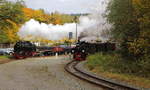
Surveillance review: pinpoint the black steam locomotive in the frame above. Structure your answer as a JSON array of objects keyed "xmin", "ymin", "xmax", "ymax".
[
  {"xmin": 13, "ymin": 41, "xmax": 37, "ymax": 59},
  {"xmin": 72, "ymin": 41, "xmax": 116, "ymax": 61},
  {"xmin": 13, "ymin": 41, "xmax": 70, "ymax": 59}
]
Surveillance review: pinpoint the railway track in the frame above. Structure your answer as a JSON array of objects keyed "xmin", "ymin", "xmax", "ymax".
[{"xmin": 65, "ymin": 60, "xmax": 139, "ymax": 90}]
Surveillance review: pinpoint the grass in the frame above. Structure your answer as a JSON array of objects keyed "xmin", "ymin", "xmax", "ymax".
[
  {"xmin": 86, "ymin": 53, "xmax": 150, "ymax": 89},
  {"xmin": 0, "ymin": 55, "xmax": 9, "ymax": 59},
  {"xmin": 0, "ymin": 55, "xmax": 15, "ymax": 64}
]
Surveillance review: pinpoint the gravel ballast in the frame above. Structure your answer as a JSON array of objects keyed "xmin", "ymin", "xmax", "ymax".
[{"xmin": 0, "ymin": 56, "xmax": 103, "ymax": 90}]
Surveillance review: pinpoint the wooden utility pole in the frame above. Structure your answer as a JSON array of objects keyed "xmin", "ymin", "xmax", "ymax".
[{"xmin": 74, "ymin": 16, "xmax": 78, "ymax": 42}]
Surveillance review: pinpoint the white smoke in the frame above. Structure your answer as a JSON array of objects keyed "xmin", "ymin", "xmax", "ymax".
[
  {"xmin": 17, "ymin": 17, "xmax": 98, "ymax": 41},
  {"xmin": 79, "ymin": 0, "xmax": 111, "ymax": 42},
  {"xmin": 18, "ymin": 0, "xmax": 111, "ymax": 42}
]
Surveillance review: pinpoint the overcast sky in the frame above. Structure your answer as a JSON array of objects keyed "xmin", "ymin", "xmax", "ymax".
[{"xmin": 9, "ymin": 0, "xmax": 99, "ymax": 14}]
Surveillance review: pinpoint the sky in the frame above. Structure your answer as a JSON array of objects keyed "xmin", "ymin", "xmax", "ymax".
[{"xmin": 9, "ymin": 0, "xmax": 100, "ymax": 14}]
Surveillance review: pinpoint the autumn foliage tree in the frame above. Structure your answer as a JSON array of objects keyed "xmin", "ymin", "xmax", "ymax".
[
  {"xmin": 107, "ymin": 0, "xmax": 150, "ymax": 59},
  {"xmin": 129, "ymin": 0, "xmax": 150, "ymax": 58},
  {"xmin": 0, "ymin": 0, "xmax": 25, "ymax": 43},
  {"xmin": 22, "ymin": 8, "xmax": 75, "ymax": 25},
  {"xmin": 22, "ymin": 8, "xmax": 51, "ymax": 24}
]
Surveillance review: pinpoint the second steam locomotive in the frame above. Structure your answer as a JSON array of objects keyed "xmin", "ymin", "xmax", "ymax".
[{"xmin": 71, "ymin": 41, "xmax": 116, "ymax": 61}]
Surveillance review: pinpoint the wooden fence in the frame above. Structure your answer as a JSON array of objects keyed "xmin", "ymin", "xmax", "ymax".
[{"xmin": 0, "ymin": 43, "xmax": 14, "ymax": 48}]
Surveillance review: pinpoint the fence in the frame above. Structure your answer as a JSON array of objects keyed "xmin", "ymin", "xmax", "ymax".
[{"xmin": 0, "ymin": 43, "xmax": 14, "ymax": 48}]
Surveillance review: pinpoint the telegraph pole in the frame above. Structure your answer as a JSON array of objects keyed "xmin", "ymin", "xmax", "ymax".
[
  {"xmin": 76, "ymin": 22, "xmax": 77, "ymax": 41},
  {"xmin": 74, "ymin": 16, "xmax": 78, "ymax": 42}
]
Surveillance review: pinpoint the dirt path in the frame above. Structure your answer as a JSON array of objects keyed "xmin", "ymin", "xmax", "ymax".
[{"xmin": 0, "ymin": 56, "xmax": 103, "ymax": 90}]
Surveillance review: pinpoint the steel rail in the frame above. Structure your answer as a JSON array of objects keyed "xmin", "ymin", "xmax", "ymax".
[{"xmin": 65, "ymin": 60, "xmax": 139, "ymax": 90}]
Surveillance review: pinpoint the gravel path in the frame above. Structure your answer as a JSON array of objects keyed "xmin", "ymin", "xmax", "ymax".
[{"xmin": 0, "ymin": 56, "xmax": 103, "ymax": 90}]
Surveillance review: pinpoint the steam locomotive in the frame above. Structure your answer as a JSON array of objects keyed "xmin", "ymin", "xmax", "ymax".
[
  {"xmin": 13, "ymin": 41, "xmax": 67, "ymax": 59},
  {"xmin": 72, "ymin": 41, "xmax": 116, "ymax": 61},
  {"xmin": 13, "ymin": 41, "xmax": 37, "ymax": 59}
]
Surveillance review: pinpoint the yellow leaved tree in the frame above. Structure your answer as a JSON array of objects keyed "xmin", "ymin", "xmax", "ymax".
[
  {"xmin": 128, "ymin": 0, "xmax": 150, "ymax": 57},
  {"xmin": 5, "ymin": 19, "xmax": 20, "ymax": 43}
]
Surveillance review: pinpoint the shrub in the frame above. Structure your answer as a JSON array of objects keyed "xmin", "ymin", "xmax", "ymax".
[{"xmin": 86, "ymin": 53, "xmax": 150, "ymax": 78}]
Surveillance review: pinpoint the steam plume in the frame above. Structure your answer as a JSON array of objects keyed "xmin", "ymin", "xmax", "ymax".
[
  {"xmin": 79, "ymin": 0, "xmax": 111, "ymax": 42},
  {"xmin": 18, "ymin": 0, "xmax": 111, "ymax": 42},
  {"xmin": 18, "ymin": 17, "xmax": 98, "ymax": 41}
]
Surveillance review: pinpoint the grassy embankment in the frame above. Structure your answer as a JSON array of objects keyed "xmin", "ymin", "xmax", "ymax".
[
  {"xmin": 0, "ymin": 55, "xmax": 14, "ymax": 64},
  {"xmin": 86, "ymin": 53, "xmax": 150, "ymax": 89}
]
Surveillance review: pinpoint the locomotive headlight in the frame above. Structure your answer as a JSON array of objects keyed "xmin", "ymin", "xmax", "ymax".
[
  {"xmin": 72, "ymin": 50, "xmax": 74, "ymax": 53},
  {"xmin": 82, "ymin": 50, "xmax": 85, "ymax": 52}
]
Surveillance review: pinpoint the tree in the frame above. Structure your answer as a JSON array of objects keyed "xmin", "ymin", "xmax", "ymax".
[
  {"xmin": 107, "ymin": 0, "xmax": 150, "ymax": 59},
  {"xmin": 0, "ymin": 0, "xmax": 25, "ymax": 43},
  {"xmin": 128, "ymin": 0, "xmax": 150, "ymax": 58}
]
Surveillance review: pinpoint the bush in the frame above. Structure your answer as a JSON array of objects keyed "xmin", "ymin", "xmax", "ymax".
[{"xmin": 86, "ymin": 53, "xmax": 150, "ymax": 78}]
